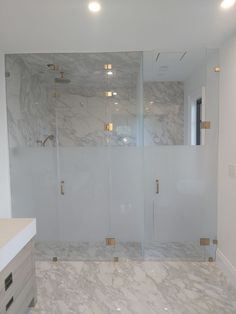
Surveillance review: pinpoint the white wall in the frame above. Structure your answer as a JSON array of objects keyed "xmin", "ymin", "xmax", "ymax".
[
  {"xmin": 217, "ymin": 33, "xmax": 236, "ymax": 273},
  {"xmin": 0, "ymin": 53, "xmax": 12, "ymax": 217}
]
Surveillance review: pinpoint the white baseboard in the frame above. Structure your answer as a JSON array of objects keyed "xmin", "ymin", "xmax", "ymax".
[{"xmin": 216, "ymin": 249, "xmax": 236, "ymax": 289}]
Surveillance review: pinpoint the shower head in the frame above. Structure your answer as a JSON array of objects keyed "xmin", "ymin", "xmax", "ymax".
[{"xmin": 54, "ymin": 72, "xmax": 71, "ymax": 84}]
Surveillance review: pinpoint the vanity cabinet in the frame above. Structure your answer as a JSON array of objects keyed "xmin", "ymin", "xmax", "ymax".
[{"xmin": 0, "ymin": 219, "xmax": 37, "ymax": 314}]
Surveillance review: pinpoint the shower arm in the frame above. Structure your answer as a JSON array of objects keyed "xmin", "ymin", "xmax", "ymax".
[
  {"xmin": 42, "ymin": 135, "xmax": 54, "ymax": 146},
  {"xmin": 36, "ymin": 135, "xmax": 54, "ymax": 146}
]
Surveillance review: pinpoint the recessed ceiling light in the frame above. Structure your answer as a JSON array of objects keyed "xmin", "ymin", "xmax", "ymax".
[
  {"xmin": 107, "ymin": 71, "xmax": 113, "ymax": 76},
  {"xmin": 114, "ymin": 102, "xmax": 119, "ymax": 105},
  {"xmin": 88, "ymin": 1, "xmax": 101, "ymax": 13},
  {"xmin": 220, "ymin": 0, "xmax": 235, "ymax": 9},
  {"xmin": 113, "ymin": 92, "xmax": 118, "ymax": 96}
]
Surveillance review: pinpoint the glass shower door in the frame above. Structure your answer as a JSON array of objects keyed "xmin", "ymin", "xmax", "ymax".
[
  {"xmin": 54, "ymin": 53, "xmax": 111, "ymax": 260},
  {"xmin": 107, "ymin": 52, "xmax": 144, "ymax": 260},
  {"xmin": 55, "ymin": 51, "xmax": 145, "ymax": 261},
  {"xmin": 142, "ymin": 48, "xmax": 219, "ymax": 261}
]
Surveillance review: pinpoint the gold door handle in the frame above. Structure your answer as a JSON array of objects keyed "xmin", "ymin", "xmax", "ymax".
[
  {"xmin": 156, "ymin": 179, "xmax": 159, "ymax": 194},
  {"xmin": 60, "ymin": 181, "xmax": 65, "ymax": 195}
]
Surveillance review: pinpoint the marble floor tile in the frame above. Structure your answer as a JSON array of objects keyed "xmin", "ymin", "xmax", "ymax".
[{"xmin": 29, "ymin": 260, "xmax": 236, "ymax": 314}]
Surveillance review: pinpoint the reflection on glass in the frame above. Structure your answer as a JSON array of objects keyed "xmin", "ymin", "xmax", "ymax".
[{"xmin": 142, "ymin": 49, "xmax": 214, "ymax": 146}]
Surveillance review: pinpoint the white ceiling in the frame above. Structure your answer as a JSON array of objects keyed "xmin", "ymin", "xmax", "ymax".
[
  {"xmin": 143, "ymin": 49, "xmax": 208, "ymax": 81},
  {"xmin": 0, "ymin": 0, "xmax": 236, "ymax": 54}
]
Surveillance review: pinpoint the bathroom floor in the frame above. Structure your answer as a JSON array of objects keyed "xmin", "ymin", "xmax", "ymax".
[{"xmin": 29, "ymin": 260, "xmax": 236, "ymax": 314}]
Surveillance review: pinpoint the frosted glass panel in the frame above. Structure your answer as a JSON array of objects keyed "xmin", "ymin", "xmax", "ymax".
[
  {"xmin": 57, "ymin": 147, "xmax": 110, "ymax": 242},
  {"xmin": 108, "ymin": 148, "xmax": 144, "ymax": 259},
  {"xmin": 143, "ymin": 146, "xmax": 217, "ymax": 260}
]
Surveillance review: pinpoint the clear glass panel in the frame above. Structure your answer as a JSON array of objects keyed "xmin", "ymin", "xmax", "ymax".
[
  {"xmin": 107, "ymin": 52, "xmax": 144, "ymax": 260},
  {"xmin": 53, "ymin": 52, "xmax": 145, "ymax": 261},
  {"xmin": 52, "ymin": 53, "xmax": 111, "ymax": 260},
  {"xmin": 5, "ymin": 54, "xmax": 60, "ymax": 260}
]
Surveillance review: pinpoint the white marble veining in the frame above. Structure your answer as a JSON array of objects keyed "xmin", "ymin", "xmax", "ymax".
[
  {"xmin": 29, "ymin": 260, "xmax": 236, "ymax": 314},
  {"xmin": 6, "ymin": 55, "xmax": 56, "ymax": 148},
  {"xmin": 55, "ymin": 92, "xmax": 138, "ymax": 147},
  {"xmin": 144, "ymin": 81, "xmax": 184, "ymax": 145},
  {"xmin": 6, "ymin": 53, "xmax": 185, "ymax": 148},
  {"xmin": 6, "ymin": 53, "xmax": 141, "ymax": 147},
  {"xmin": 16, "ymin": 52, "xmax": 142, "ymax": 95}
]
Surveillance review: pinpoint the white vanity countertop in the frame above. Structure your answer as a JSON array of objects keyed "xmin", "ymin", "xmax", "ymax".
[{"xmin": 0, "ymin": 218, "xmax": 36, "ymax": 272}]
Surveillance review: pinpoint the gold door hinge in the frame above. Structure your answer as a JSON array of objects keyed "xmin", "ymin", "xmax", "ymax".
[
  {"xmin": 106, "ymin": 238, "xmax": 116, "ymax": 246},
  {"xmin": 104, "ymin": 123, "xmax": 113, "ymax": 132},
  {"xmin": 200, "ymin": 121, "xmax": 211, "ymax": 129},
  {"xmin": 200, "ymin": 238, "xmax": 210, "ymax": 246}
]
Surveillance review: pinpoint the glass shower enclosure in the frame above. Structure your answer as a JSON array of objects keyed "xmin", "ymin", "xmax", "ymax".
[{"xmin": 5, "ymin": 49, "xmax": 219, "ymax": 261}]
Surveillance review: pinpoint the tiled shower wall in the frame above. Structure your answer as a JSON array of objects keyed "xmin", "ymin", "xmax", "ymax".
[
  {"xmin": 6, "ymin": 55, "xmax": 185, "ymax": 148},
  {"xmin": 6, "ymin": 56, "xmax": 55, "ymax": 148},
  {"xmin": 144, "ymin": 81, "xmax": 184, "ymax": 145}
]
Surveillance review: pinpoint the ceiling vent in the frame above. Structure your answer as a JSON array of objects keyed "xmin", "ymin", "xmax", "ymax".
[{"xmin": 155, "ymin": 51, "xmax": 187, "ymax": 64}]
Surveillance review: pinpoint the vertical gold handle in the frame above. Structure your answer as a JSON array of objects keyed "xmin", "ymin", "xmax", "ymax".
[
  {"xmin": 60, "ymin": 181, "xmax": 65, "ymax": 195},
  {"xmin": 156, "ymin": 179, "xmax": 159, "ymax": 194}
]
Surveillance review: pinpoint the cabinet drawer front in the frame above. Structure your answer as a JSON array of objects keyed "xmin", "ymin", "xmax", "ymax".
[
  {"xmin": 0, "ymin": 240, "xmax": 35, "ymax": 313},
  {"xmin": 0, "ymin": 241, "xmax": 33, "ymax": 282},
  {"xmin": 1, "ymin": 254, "xmax": 34, "ymax": 307},
  {"xmin": 3, "ymin": 275, "xmax": 36, "ymax": 314},
  {"xmin": 0, "ymin": 241, "xmax": 33, "ymax": 295}
]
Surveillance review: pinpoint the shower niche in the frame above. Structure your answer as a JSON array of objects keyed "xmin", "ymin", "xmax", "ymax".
[{"xmin": 5, "ymin": 49, "xmax": 219, "ymax": 261}]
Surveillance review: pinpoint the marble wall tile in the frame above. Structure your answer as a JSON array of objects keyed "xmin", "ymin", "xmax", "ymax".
[
  {"xmin": 54, "ymin": 92, "xmax": 139, "ymax": 146},
  {"xmin": 144, "ymin": 81, "xmax": 184, "ymax": 145},
  {"xmin": 6, "ymin": 54, "xmax": 185, "ymax": 147},
  {"xmin": 5, "ymin": 55, "xmax": 56, "ymax": 148},
  {"xmin": 6, "ymin": 53, "xmax": 141, "ymax": 147}
]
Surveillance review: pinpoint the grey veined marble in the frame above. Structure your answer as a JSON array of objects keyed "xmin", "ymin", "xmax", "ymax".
[
  {"xmin": 5, "ymin": 53, "xmax": 185, "ymax": 148},
  {"xmin": 144, "ymin": 81, "xmax": 184, "ymax": 145},
  {"xmin": 5, "ymin": 52, "xmax": 142, "ymax": 148},
  {"xmin": 29, "ymin": 260, "xmax": 236, "ymax": 314}
]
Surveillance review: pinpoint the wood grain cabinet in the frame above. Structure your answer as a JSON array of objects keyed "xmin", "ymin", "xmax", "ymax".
[{"xmin": 0, "ymin": 240, "xmax": 36, "ymax": 314}]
